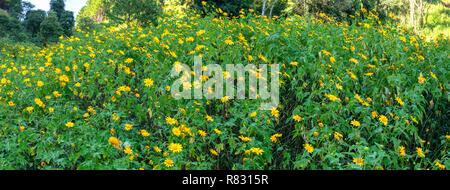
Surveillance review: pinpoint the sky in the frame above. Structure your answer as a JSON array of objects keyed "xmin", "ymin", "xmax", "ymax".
[{"xmin": 26, "ymin": 0, "xmax": 88, "ymax": 17}]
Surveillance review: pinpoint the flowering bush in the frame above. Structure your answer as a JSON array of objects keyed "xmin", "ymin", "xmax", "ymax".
[{"xmin": 0, "ymin": 7, "xmax": 448, "ymax": 170}]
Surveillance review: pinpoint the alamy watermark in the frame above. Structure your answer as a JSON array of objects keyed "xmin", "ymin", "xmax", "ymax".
[{"xmin": 170, "ymin": 56, "xmax": 279, "ymax": 110}]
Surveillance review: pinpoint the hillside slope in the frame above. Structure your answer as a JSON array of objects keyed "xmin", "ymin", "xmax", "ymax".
[{"xmin": 0, "ymin": 8, "xmax": 448, "ymax": 170}]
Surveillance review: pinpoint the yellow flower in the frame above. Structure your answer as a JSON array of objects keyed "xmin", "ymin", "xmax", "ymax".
[
  {"xmin": 59, "ymin": 74, "xmax": 70, "ymax": 82},
  {"xmin": 259, "ymin": 55, "xmax": 268, "ymax": 63},
  {"xmin": 205, "ymin": 115, "xmax": 214, "ymax": 122},
  {"xmin": 349, "ymin": 58, "xmax": 359, "ymax": 64},
  {"xmin": 214, "ymin": 128, "xmax": 222, "ymax": 134},
  {"xmin": 221, "ymin": 96, "xmax": 229, "ymax": 103},
  {"xmin": 410, "ymin": 116, "xmax": 419, "ymax": 124},
  {"xmin": 250, "ymin": 112, "xmax": 257, "ymax": 117},
  {"xmin": 168, "ymin": 143, "xmax": 183, "ymax": 153},
  {"xmin": 201, "ymin": 1, "xmax": 207, "ymax": 6},
  {"xmin": 37, "ymin": 81, "xmax": 44, "ymax": 87},
  {"xmin": 8, "ymin": 101, "xmax": 16, "ymax": 106},
  {"xmin": 379, "ymin": 115, "xmax": 388, "ymax": 126},
  {"xmin": 109, "ymin": 137, "xmax": 119, "ymax": 146},
  {"xmin": 350, "ymin": 120, "xmax": 360, "ymax": 127},
  {"xmin": 330, "ymin": 57, "xmax": 336, "ymax": 63},
  {"xmin": 434, "ymin": 161, "xmax": 446, "ymax": 169},
  {"xmin": 371, "ymin": 111, "xmax": 378, "ymax": 119},
  {"xmin": 270, "ymin": 133, "xmax": 282, "ymax": 143},
  {"xmin": 196, "ymin": 30, "xmax": 206, "ymax": 36},
  {"xmin": 304, "ymin": 144, "xmax": 314, "ymax": 153},
  {"xmin": 48, "ymin": 107, "xmax": 54, "ymax": 113},
  {"xmin": 35, "ymin": 98, "xmax": 45, "ymax": 108},
  {"xmin": 172, "ymin": 127, "xmax": 181, "ymax": 137},
  {"xmin": 418, "ymin": 72, "xmax": 426, "ymax": 84},
  {"xmin": 325, "ymin": 93, "xmax": 341, "ymax": 102},
  {"xmin": 164, "ymin": 158, "xmax": 174, "ymax": 168},
  {"xmin": 321, "ymin": 50, "xmax": 331, "ymax": 56},
  {"xmin": 293, "ymin": 115, "xmax": 302, "ymax": 122},
  {"xmin": 125, "ymin": 58, "xmax": 133, "ymax": 63},
  {"xmin": 430, "ymin": 71, "xmax": 437, "ymax": 80},
  {"xmin": 154, "ymin": 146, "xmax": 162, "ymax": 152},
  {"xmin": 416, "ymin": 147, "xmax": 425, "ymax": 158},
  {"xmin": 353, "ymin": 157, "xmax": 364, "ymax": 166},
  {"xmin": 124, "ymin": 146, "xmax": 133, "ymax": 154},
  {"xmin": 166, "ymin": 116, "xmax": 178, "ymax": 125},
  {"xmin": 198, "ymin": 130, "xmax": 207, "ymax": 136},
  {"xmin": 334, "ymin": 132, "xmax": 343, "ymax": 141},
  {"xmin": 290, "ymin": 62, "xmax": 298, "ymax": 66},
  {"xmin": 348, "ymin": 71, "xmax": 358, "ymax": 80},
  {"xmin": 395, "ymin": 96, "xmax": 404, "ymax": 106},
  {"xmin": 210, "ymin": 149, "xmax": 218, "ymax": 156},
  {"xmin": 249, "ymin": 147, "xmax": 264, "ymax": 155},
  {"xmin": 271, "ymin": 107, "xmax": 279, "ymax": 118},
  {"xmin": 141, "ymin": 129, "xmax": 150, "ymax": 137},
  {"xmin": 224, "ymin": 39, "xmax": 234, "ymax": 45},
  {"xmin": 399, "ymin": 146, "xmax": 406, "ymax": 157},
  {"xmin": 65, "ymin": 122, "xmax": 74, "ymax": 128},
  {"xmin": 124, "ymin": 124, "xmax": 133, "ymax": 131},
  {"xmin": 238, "ymin": 135, "xmax": 251, "ymax": 142},
  {"xmin": 25, "ymin": 106, "xmax": 34, "ymax": 113},
  {"xmin": 53, "ymin": 91, "xmax": 62, "ymax": 97},
  {"xmin": 112, "ymin": 113, "xmax": 120, "ymax": 121},
  {"xmin": 144, "ymin": 78, "xmax": 154, "ymax": 87}
]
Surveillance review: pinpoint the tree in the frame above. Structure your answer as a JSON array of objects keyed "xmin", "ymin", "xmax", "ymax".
[
  {"xmin": 0, "ymin": 13, "xmax": 27, "ymax": 41},
  {"xmin": 1, "ymin": 0, "xmax": 23, "ymax": 19},
  {"xmin": 104, "ymin": 0, "xmax": 161, "ymax": 25},
  {"xmin": 77, "ymin": 0, "xmax": 107, "ymax": 24},
  {"xmin": 24, "ymin": 9, "xmax": 46, "ymax": 37},
  {"xmin": 77, "ymin": 16, "xmax": 95, "ymax": 31},
  {"xmin": 50, "ymin": 0, "xmax": 65, "ymax": 19},
  {"xmin": 308, "ymin": 0, "xmax": 358, "ymax": 20},
  {"xmin": 254, "ymin": 0, "xmax": 288, "ymax": 17},
  {"xmin": 20, "ymin": 1, "xmax": 35, "ymax": 20},
  {"xmin": 410, "ymin": 0, "xmax": 416, "ymax": 30},
  {"xmin": 59, "ymin": 10, "xmax": 74, "ymax": 36},
  {"xmin": 39, "ymin": 11, "xmax": 63, "ymax": 44},
  {"xmin": 191, "ymin": 0, "xmax": 255, "ymax": 16}
]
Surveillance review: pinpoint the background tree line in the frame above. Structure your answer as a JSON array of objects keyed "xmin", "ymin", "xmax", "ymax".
[
  {"xmin": 0, "ymin": 0, "xmax": 74, "ymax": 45},
  {"xmin": 1, "ymin": 0, "xmax": 447, "ymax": 46},
  {"xmin": 77, "ymin": 0, "xmax": 447, "ymax": 32}
]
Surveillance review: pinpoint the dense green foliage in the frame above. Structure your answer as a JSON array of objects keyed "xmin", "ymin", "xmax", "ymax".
[
  {"xmin": 75, "ymin": 0, "xmax": 449, "ymax": 40},
  {"xmin": 0, "ymin": 13, "xmax": 27, "ymax": 42},
  {"xmin": 0, "ymin": 0, "xmax": 74, "ymax": 45},
  {"xmin": 192, "ymin": 0, "xmax": 255, "ymax": 15},
  {"xmin": 39, "ymin": 11, "xmax": 63, "ymax": 44},
  {"xmin": 59, "ymin": 10, "xmax": 75, "ymax": 36},
  {"xmin": 77, "ymin": 16, "xmax": 95, "ymax": 31},
  {"xmin": 50, "ymin": 0, "xmax": 65, "ymax": 19},
  {"xmin": 24, "ymin": 10, "xmax": 46, "ymax": 38},
  {"xmin": 104, "ymin": 0, "xmax": 161, "ymax": 25},
  {"xmin": 77, "ymin": 0, "xmax": 107, "ymax": 24},
  {"xmin": 0, "ymin": 6, "xmax": 448, "ymax": 170}
]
